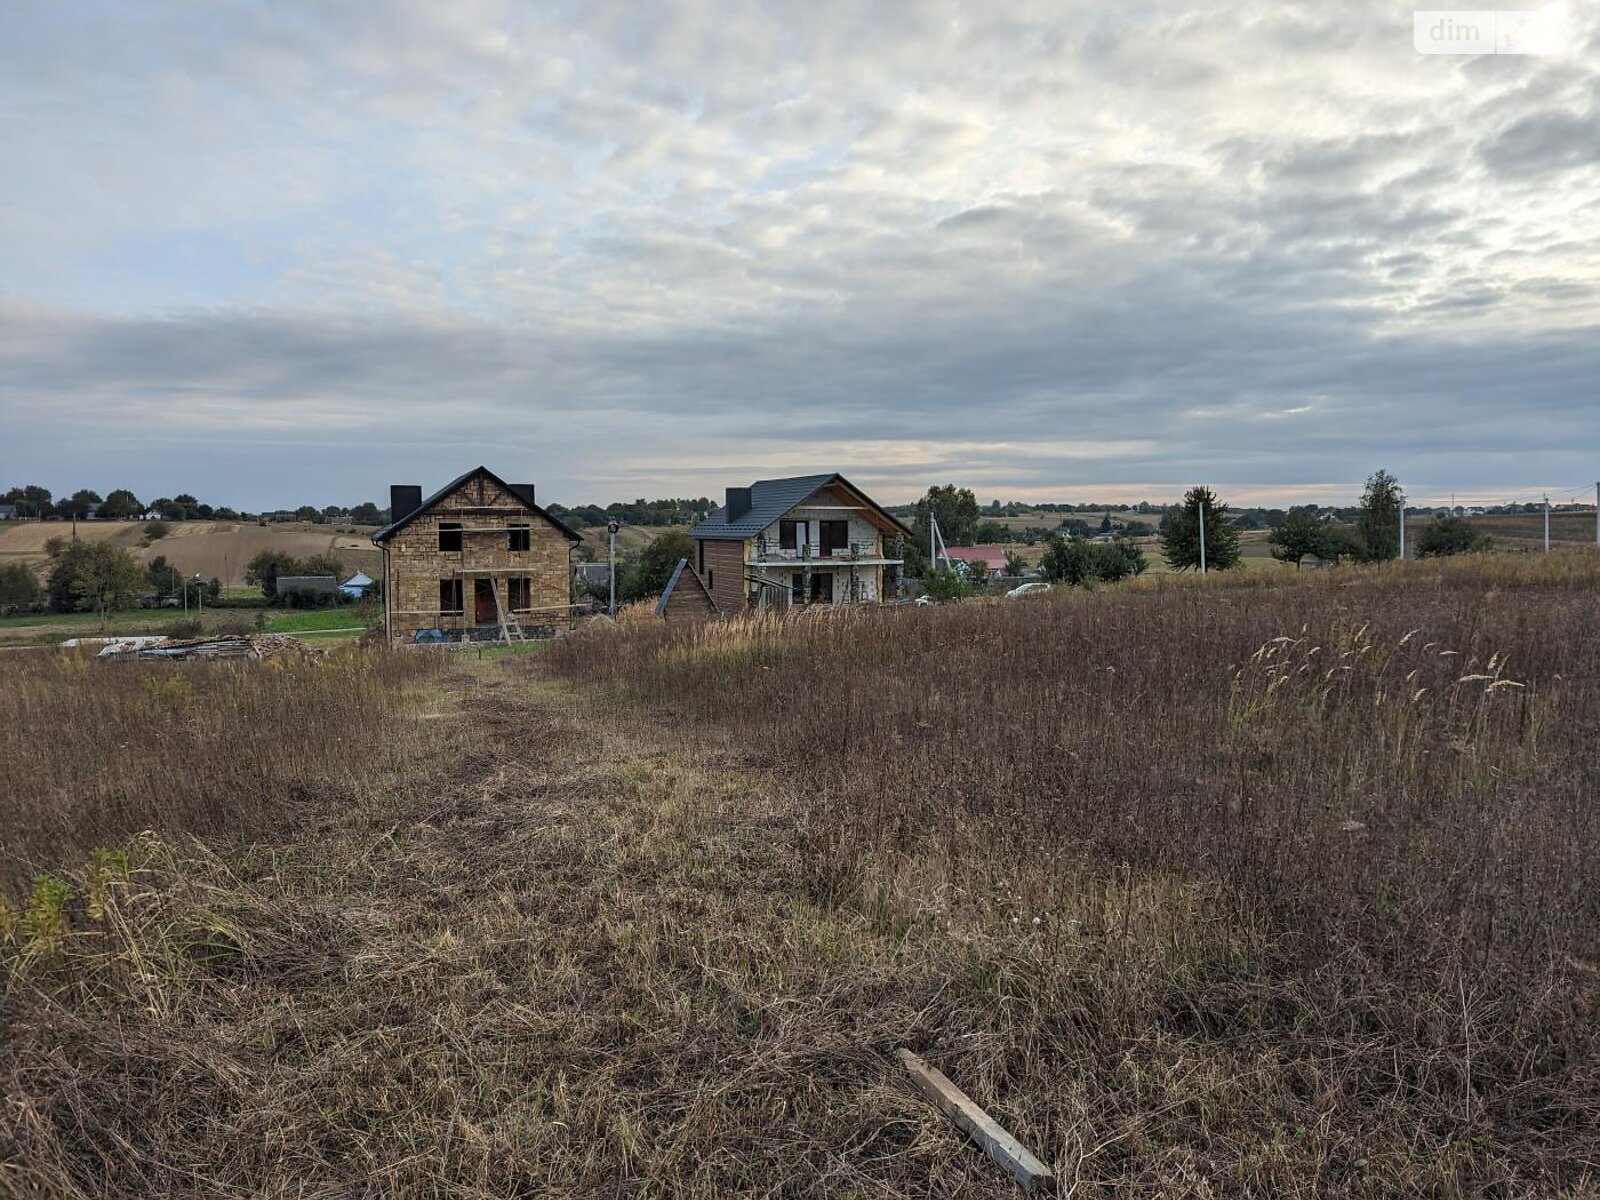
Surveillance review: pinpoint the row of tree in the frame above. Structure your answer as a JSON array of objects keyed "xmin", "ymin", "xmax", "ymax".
[
  {"xmin": 1, "ymin": 484, "xmax": 389, "ymax": 525},
  {"xmin": 0, "ymin": 542, "xmax": 225, "ymax": 618},
  {"xmin": 548, "ymin": 498, "xmax": 717, "ymax": 530}
]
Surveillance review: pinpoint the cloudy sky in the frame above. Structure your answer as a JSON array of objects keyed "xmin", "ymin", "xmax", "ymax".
[{"xmin": 4, "ymin": 1, "xmax": 1599, "ymax": 510}]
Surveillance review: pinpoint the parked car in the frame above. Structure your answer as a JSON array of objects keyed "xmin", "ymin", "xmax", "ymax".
[{"xmin": 1005, "ymin": 582, "xmax": 1052, "ymax": 599}]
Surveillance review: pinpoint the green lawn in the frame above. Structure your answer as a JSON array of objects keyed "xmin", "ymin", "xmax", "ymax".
[{"xmin": 264, "ymin": 608, "xmax": 373, "ymax": 632}]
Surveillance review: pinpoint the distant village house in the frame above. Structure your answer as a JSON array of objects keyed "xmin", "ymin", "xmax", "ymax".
[{"xmin": 690, "ymin": 473, "xmax": 912, "ymax": 612}]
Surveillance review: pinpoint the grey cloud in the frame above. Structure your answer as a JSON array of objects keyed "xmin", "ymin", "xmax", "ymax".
[
  {"xmin": 2, "ymin": 0, "xmax": 1599, "ymax": 507},
  {"xmin": 1480, "ymin": 109, "xmax": 1600, "ymax": 175}
]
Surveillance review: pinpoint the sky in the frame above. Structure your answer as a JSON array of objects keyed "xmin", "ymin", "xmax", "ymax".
[{"xmin": 3, "ymin": 0, "xmax": 1599, "ymax": 511}]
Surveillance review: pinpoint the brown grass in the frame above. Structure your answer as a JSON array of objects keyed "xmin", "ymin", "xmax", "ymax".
[
  {"xmin": 4, "ymin": 555, "xmax": 1599, "ymax": 1196},
  {"xmin": 537, "ymin": 551, "xmax": 1600, "ymax": 1193},
  {"xmin": 0, "ymin": 649, "xmax": 440, "ymax": 896}
]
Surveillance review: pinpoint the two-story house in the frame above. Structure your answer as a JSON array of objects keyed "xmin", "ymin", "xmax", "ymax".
[
  {"xmin": 691, "ymin": 473, "xmax": 913, "ymax": 613},
  {"xmin": 371, "ymin": 466, "xmax": 582, "ymax": 643}
]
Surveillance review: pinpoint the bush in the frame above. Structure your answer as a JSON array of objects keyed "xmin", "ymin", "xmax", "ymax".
[
  {"xmin": 0, "ymin": 563, "xmax": 43, "ymax": 614},
  {"xmin": 1039, "ymin": 535, "xmax": 1146, "ymax": 585},
  {"xmin": 1416, "ymin": 515, "xmax": 1491, "ymax": 558},
  {"xmin": 920, "ymin": 566, "xmax": 974, "ymax": 602}
]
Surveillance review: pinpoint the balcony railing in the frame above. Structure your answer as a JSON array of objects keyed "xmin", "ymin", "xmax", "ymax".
[{"xmin": 749, "ymin": 540, "xmax": 897, "ymax": 565}]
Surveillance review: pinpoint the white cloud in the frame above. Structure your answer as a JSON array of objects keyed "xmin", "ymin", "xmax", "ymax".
[{"xmin": 2, "ymin": 0, "xmax": 1599, "ymax": 507}]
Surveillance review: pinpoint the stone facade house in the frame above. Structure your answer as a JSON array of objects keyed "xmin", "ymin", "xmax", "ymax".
[
  {"xmin": 372, "ymin": 466, "xmax": 581, "ymax": 643},
  {"xmin": 690, "ymin": 473, "xmax": 913, "ymax": 613}
]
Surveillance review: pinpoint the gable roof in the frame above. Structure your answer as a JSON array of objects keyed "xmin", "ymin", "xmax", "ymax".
[
  {"xmin": 371, "ymin": 465, "xmax": 582, "ymax": 544},
  {"xmin": 691, "ymin": 473, "xmax": 913, "ymax": 541},
  {"xmin": 654, "ymin": 558, "xmax": 719, "ymax": 617}
]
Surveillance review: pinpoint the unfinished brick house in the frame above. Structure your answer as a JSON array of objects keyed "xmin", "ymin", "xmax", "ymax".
[
  {"xmin": 372, "ymin": 466, "xmax": 582, "ymax": 643},
  {"xmin": 690, "ymin": 473, "xmax": 913, "ymax": 613}
]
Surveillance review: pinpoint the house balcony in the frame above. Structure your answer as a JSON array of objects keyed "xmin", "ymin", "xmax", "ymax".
[{"xmin": 747, "ymin": 540, "xmax": 902, "ymax": 568}]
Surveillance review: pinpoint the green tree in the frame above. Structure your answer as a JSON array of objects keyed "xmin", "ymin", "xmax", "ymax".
[
  {"xmin": 58, "ymin": 489, "xmax": 103, "ymax": 520},
  {"xmin": 349, "ymin": 501, "xmax": 384, "ymax": 525},
  {"xmin": 0, "ymin": 563, "xmax": 43, "ymax": 614},
  {"xmin": 1268, "ymin": 506, "xmax": 1332, "ymax": 567},
  {"xmin": 245, "ymin": 550, "xmax": 300, "ymax": 599},
  {"xmin": 1041, "ymin": 536, "xmax": 1146, "ymax": 586},
  {"xmin": 151, "ymin": 497, "xmax": 185, "ymax": 521},
  {"xmin": 1415, "ymin": 516, "xmax": 1491, "ymax": 558},
  {"xmin": 920, "ymin": 566, "xmax": 974, "ymax": 603},
  {"xmin": 98, "ymin": 489, "xmax": 143, "ymax": 519},
  {"xmin": 1159, "ymin": 487, "xmax": 1241, "ymax": 572},
  {"xmin": 620, "ymin": 529, "xmax": 695, "ymax": 601},
  {"xmin": 146, "ymin": 555, "xmax": 183, "ymax": 597},
  {"xmin": 294, "ymin": 505, "xmax": 322, "ymax": 523},
  {"xmin": 912, "ymin": 485, "xmax": 981, "ymax": 548},
  {"xmin": 45, "ymin": 542, "xmax": 145, "ymax": 622},
  {"xmin": 1355, "ymin": 469, "xmax": 1404, "ymax": 562},
  {"xmin": 1002, "ymin": 549, "xmax": 1029, "ymax": 577},
  {"xmin": 2, "ymin": 485, "xmax": 53, "ymax": 518}
]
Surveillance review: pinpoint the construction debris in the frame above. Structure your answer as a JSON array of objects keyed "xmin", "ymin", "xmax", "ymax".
[{"xmin": 92, "ymin": 634, "xmax": 320, "ymax": 662}]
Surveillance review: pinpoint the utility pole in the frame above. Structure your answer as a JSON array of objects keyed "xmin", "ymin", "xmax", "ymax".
[
  {"xmin": 1543, "ymin": 494, "xmax": 1551, "ymax": 553},
  {"xmin": 1595, "ymin": 482, "xmax": 1599, "ymax": 548},
  {"xmin": 607, "ymin": 519, "xmax": 619, "ymax": 617},
  {"xmin": 1197, "ymin": 491, "xmax": 1207, "ymax": 576},
  {"xmin": 1398, "ymin": 504, "xmax": 1406, "ymax": 561}
]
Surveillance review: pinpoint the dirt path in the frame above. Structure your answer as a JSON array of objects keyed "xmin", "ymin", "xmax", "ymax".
[{"xmin": 4, "ymin": 662, "xmax": 1022, "ymax": 1198}]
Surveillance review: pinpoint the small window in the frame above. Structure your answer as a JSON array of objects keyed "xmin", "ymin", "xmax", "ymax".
[
  {"xmin": 791, "ymin": 571, "xmax": 804, "ymax": 601},
  {"xmin": 508, "ymin": 577, "xmax": 531, "ymax": 610},
  {"xmin": 780, "ymin": 519, "xmax": 807, "ymax": 550},
  {"xmin": 508, "ymin": 524, "xmax": 531, "ymax": 552},
  {"xmin": 439, "ymin": 522, "xmax": 463, "ymax": 552},
  {"xmin": 707, "ymin": 568, "xmax": 714, "ymax": 590},
  {"xmin": 438, "ymin": 578, "xmax": 463, "ymax": 613}
]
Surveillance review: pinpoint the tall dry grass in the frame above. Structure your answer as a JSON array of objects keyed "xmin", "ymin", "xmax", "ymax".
[
  {"xmin": 542, "ymin": 552, "xmax": 1600, "ymax": 1186},
  {"xmin": 0, "ymin": 649, "xmax": 439, "ymax": 896}
]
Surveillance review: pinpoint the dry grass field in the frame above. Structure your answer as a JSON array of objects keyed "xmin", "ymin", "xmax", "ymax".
[
  {"xmin": 3, "ymin": 553, "xmax": 1598, "ymax": 1196},
  {"xmin": 0, "ymin": 520, "xmax": 380, "ymax": 586}
]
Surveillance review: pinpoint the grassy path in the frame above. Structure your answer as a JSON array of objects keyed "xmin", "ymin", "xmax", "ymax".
[{"xmin": 2, "ymin": 661, "xmax": 1025, "ymax": 1197}]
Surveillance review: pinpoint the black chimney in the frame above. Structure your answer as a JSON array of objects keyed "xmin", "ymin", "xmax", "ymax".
[
  {"xmin": 389, "ymin": 484, "xmax": 423, "ymax": 523},
  {"xmin": 509, "ymin": 483, "xmax": 537, "ymax": 507},
  {"xmin": 725, "ymin": 486, "xmax": 752, "ymax": 521}
]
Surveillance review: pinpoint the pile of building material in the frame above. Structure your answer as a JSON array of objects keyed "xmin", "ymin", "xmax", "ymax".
[{"xmin": 93, "ymin": 634, "xmax": 318, "ymax": 662}]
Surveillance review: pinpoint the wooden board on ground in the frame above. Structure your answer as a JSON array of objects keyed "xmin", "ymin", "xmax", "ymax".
[{"xmin": 897, "ymin": 1048, "xmax": 1055, "ymax": 1194}]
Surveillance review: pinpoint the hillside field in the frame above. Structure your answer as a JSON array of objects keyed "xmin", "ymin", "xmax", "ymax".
[
  {"xmin": 3, "ymin": 552, "xmax": 1598, "ymax": 1196},
  {"xmin": 0, "ymin": 520, "xmax": 381, "ymax": 587}
]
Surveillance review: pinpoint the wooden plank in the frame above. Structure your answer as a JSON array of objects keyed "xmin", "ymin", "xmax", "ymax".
[{"xmin": 896, "ymin": 1049, "xmax": 1055, "ymax": 1194}]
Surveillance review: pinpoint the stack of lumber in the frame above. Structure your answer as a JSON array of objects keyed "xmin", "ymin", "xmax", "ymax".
[{"xmin": 95, "ymin": 634, "xmax": 317, "ymax": 662}]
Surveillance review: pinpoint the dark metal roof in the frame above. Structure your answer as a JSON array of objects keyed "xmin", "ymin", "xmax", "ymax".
[
  {"xmin": 690, "ymin": 473, "xmax": 912, "ymax": 541},
  {"xmin": 277, "ymin": 575, "xmax": 338, "ymax": 593},
  {"xmin": 371, "ymin": 466, "xmax": 582, "ymax": 544}
]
